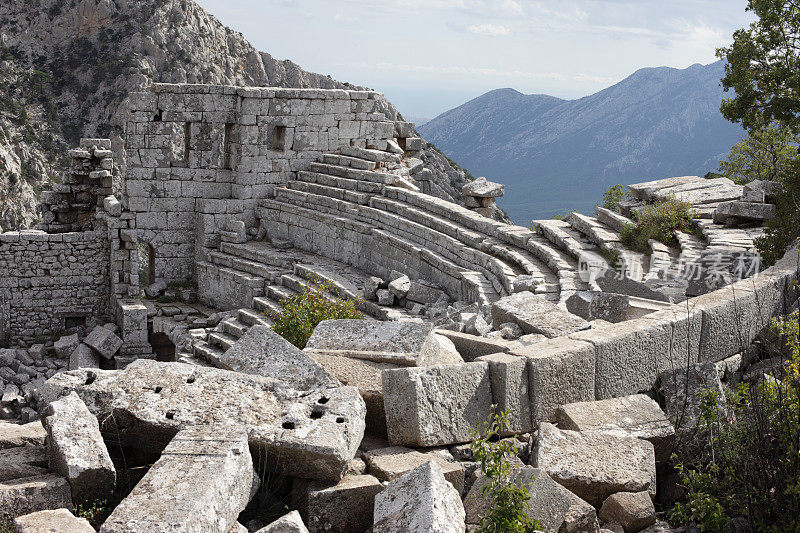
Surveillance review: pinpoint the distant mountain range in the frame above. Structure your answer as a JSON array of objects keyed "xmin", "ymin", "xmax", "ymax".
[{"xmin": 419, "ymin": 61, "xmax": 745, "ymax": 224}]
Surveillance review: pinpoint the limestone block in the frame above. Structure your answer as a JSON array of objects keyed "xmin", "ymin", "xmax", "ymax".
[
  {"xmin": 40, "ymin": 360, "xmax": 366, "ymax": 481},
  {"xmin": 491, "ymin": 292, "xmax": 589, "ymax": 338},
  {"xmin": 566, "ymin": 291, "xmax": 631, "ymax": 323},
  {"xmin": 257, "ymin": 511, "xmax": 309, "ymax": 532},
  {"xmin": 388, "ymin": 275, "xmax": 411, "ymax": 299},
  {"xmin": 99, "ymin": 426, "xmax": 255, "ymax": 533},
  {"xmin": 0, "ymin": 474, "xmax": 72, "ymax": 519},
  {"xmin": 474, "ymin": 353, "xmax": 532, "ymax": 434},
  {"xmin": 83, "ymin": 326, "xmax": 123, "ymax": 359},
  {"xmin": 382, "ymin": 362, "xmax": 493, "ymax": 447},
  {"xmin": 556, "ymin": 394, "xmax": 675, "ymax": 462},
  {"xmin": 533, "ymin": 423, "xmax": 656, "ymax": 507},
  {"xmin": 117, "ymin": 300, "xmax": 149, "ymax": 345},
  {"xmin": 405, "ymin": 137, "xmax": 423, "ymax": 151},
  {"xmin": 376, "ymin": 289, "xmax": 394, "ymax": 306},
  {"xmin": 13, "ymin": 508, "xmax": 94, "ymax": 533},
  {"xmin": 563, "ymin": 490, "xmax": 602, "ymax": 533},
  {"xmin": 658, "ymin": 363, "xmax": 724, "ymax": 430},
  {"xmin": 69, "ymin": 344, "xmax": 100, "ymax": 371},
  {"xmin": 42, "ymin": 392, "xmax": 116, "ymax": 502},
  {"xmin": 306, "ymin": 474, "xmax": 382, "ymax": 533},
  {"xmin": 406, "ymin": 281, "xmax": 447, "ymax": 305},
  {"xmin": 462, "ymin": 177, "xmax": 504, "ymax": 198},
  {"xmin": 713, "ymin": 201, "xmax": 775, "ymax": 223},
  {"xmin": 463, "ymin": 467, "xmax": 573, "ymax": 532},
  {"xmin": 0, "ymin": 421, "xmax": 47, "ymax": 450},
  {"xmin": 363, "ymin": 446, "xmax": 465, "ymax": 493},
  {"xmin": 372, "ymin": 461, "xmax": 465, "ymax": 533},
  {"xmin": 364, "ymin": 276, "xmax": 384, "ymax": 301},
  {"xmin": 742, "ymin": 179, "xmax": 782, "ymax": 202},
  {"xmin": 215, "ymin": 326, "xmax": 339, "ymax": 390},
  {"xmin": 598, "ymin": 491, "xmax": 656, "ymax": 533},
  {"xmin": 144, "ymin": 280, "xmax": 167, "ymax": 298},
  {"xmin": 510, "ymin": 337, "xmax": 595, "ymax": 422},
  {"xmin": 103, "ymin": 195, "xmax": 122, "ymax": 217},
  {"xmin": 0, "ymin": 445, "xmax": 48, "ymax": 482},
  {"xmin": 53, "ymin": 334, "xmax": 79, "ymax": 360}
]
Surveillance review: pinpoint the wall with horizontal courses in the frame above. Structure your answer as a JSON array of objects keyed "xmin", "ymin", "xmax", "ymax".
[
  {"xmin": 123, "ymin": 84, "xmax": 396, "ymax": 284},
  {"xmin": 0, "ymin": 230, "xmax": 112, "ymax": 346}
]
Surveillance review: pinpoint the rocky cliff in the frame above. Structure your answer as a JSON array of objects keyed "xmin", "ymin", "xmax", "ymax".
[{"xmin": 0, "ymin": 0, "xmax": 469, "ymax": 229}]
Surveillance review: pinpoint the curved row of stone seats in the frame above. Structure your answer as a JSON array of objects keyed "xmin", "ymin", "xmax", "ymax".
[{"xmin": 564, "ymin": 212, "xmax": 649, "ymax": 281}]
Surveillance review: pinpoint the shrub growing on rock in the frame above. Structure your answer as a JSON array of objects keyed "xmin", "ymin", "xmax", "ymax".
[
  {"xmin": 271, "ymin": 277, "xmax": 365, "ymax": 349},
  {"xmin": 620, "ymin": 197, "xmax": 698, "ymax": 254},
  {"xmin": 602, "ymin": 183, "xmax": 627, "ymax": 211}
]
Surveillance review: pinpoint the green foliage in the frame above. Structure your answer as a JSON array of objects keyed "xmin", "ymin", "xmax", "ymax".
[
  {"xmin": 754, "ymin": 154, "xmax": 800, "ymax": 266},
  {"xmin": 717, "ymin": 1, "xmax": 800, "ymax": 133},
  {"xmin": 470, "ymin": 410, "xmax": 540, "ymax": 533},
  {"xmin": 620, "ymin": 197, "xmax": 697, "ymax": 254},
  {"xmin": 718, "ymin": 123, "xmax": 800, "ymax": 184},
  {"xmin": 74, "ymin": 499, "xmax": 110, "ymax": 529},
  {"xmin": 602, "ymin": 183, "xmax": 627, "ymax": 211},
  {"xmin": 271, "ymin": 277, "xmax": 366, "ymax": 349},
  {"xmin": 668, "ymin": 310, "xmax": 800, "ymax": 532}
]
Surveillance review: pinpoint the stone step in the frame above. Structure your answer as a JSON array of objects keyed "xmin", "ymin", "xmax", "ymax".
[
  {"xmin": 275, "ymin": 187, "xmax": 358, "ymax": 217},
  {"xmin": 287, "ymin": 180, "xmax": 371, "ymax": 205},
  {"xmin": 293, "ymin": 263, "xmax": 360, "ymax": 301},
  {"xmin": 339, "ymin": 145, "xmax": 402, "ymax": 164},
  {"xmin": 193, "ymin": 339, "xmax": 224, "ymax": 363},
  {"xmin": 208, "ymin": 250, "xmax": 282, "ymax": 282},
  {"xmin": 308, "ymin": 162, "xmax": 395, "ymax": 185},
  {"xmin": 219, "ymin": 241, "xmax": 296, "ymax": 269},
  {"xmin": 267, "ymin": 284, "xmax": 297, "ymax": 302},
  {"xmin": 237, "ymin": 308, "xmax": 272, "ymax": 327},
  {"xmin": 221, "ymin": 317, "xmax": 249, "ymax": 338},
  {"xmin": 566, "ymin": 212, "xmax": 621, "ymax": 248},
  {"xmin": 322, "ymin": 153, "xmax": 377, "ymax": 171},
  {"xmin": 595, "ymin": 207, "xmax": 634, "ymax": 233},
  {"xmin": 297, "ymin": 171, "xmax": 383, "ymax": 194},
  {"xmin": 208, "ymin": 331, "xmax": 238, "ymax": 351},
  {"xmin": 253, "ymin": 296, "xmax": 284, "ymax": 317}
]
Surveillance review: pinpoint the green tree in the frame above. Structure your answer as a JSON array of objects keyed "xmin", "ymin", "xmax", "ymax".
[{"xmin": 718, "ymin": 123, "xmax": 799, "ymax": 184}]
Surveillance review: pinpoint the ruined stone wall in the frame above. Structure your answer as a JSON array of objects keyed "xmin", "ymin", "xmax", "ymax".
[
  {"xmin": 0, "ymin": 230, "xmax": 111, "ymax": 347},
  {"xmin": 123, "ymin": 84, "xmax": 396, "ymax": 284}
]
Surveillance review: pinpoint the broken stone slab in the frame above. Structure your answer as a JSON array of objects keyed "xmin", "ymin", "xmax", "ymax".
[
  {"xmin": 713, "ymin": 201, "xmax": 775, "ymax": 224},
  {"xmin": 0, "ymin": 421, "xmax": 47, "ymax": 450},
  {"xmin": 556, "ymin": 394, "xmax": 675, "ymax": 462},
  {"xmin": 436, "ymin": 330, "xmax": 517, "ymax": 362},
  {"xmin": 464, "ymin": 467, "xmax": 574, "ymax": 532},
  {"xmin": 595, "ymin": 270, "xmax": 670, "ymax": 302},
  {"xmin": 0, "ymin": 445, "xmax": 48, "ymax": 482},
  {"xmin": 99, "ymin": 425, "xmax": 256, "ymax": 533},
  {"xmin": 598, "ymin": 491, "xmax": 656, "ymax": 533},
  {"xmin": 376, "ymin": 289, "xmax": 394, "ymax": 306},
  {"xmin": 69, "ymin": 343, "xmax": 100, "ymax": 371},
  {"xmin": 13, "ymin": 508, "xmax": 95, "ymax": 533},
  {"xmin": 305, "ymin": 320, "xmax": 451, "ymax": 366},
  {"xmin": 306, "ymin": 474, "xmax": 383, "ymax": 533},
  {"xmin": 474, "ymin": 353, "xmax": 532, "ymax": 434},
  {"xmin": 388, "ymin": 275, "xmax": 411, "ymax": 300},
  {"xmin": 563, "ymin": 489, "xmax": 602, "ymax": 533},
  {"xmin": 741, "ymin": 179, "xmax": 782, "ymax": 203},
  {"xmin": 40, "ymin": 360, "xmax": 366, "ymax": 482},
  {"xmin": 462, "ymin": 177, "xmax": 504, "ymax": 198},
  {"xmin": 532, "ymin": 423, "xmax": 656, "ymax": 507},
  {"xmin": 363, "ymin": 445, "xmax": 465, "ymax": 494},
  {"xmin": 566, "ymin": 291, "xmax": 632, "ymax": 323},
  {"xmin": 257, "ymin": 511, "xmax": 310, "ymax": 532},
  {"xmin": 83, "ymin": 326, "xmax": 123, "ymax": 359},
  {"xmin": 382, "ymin": 362, "xmax": 493, "ymax": 447},
  {"xmin": 42, "ymin": 391, "xmax": 116, "ymax": 503},
  {"xmin": 658, "ymin": 363, "xmax": 725, "ymax": 430},
  {"xmin": 145, "ymin": 280, "xmax": 168, "ymax": 299},
  {"xmin": 372, "ymin": 460, "xmax": 465, "ymax": 533},
  {"xmin": 53, "ymin": 334, "xmax": 80, "ymax": 360},
  {"xmin": 406, "ymin": 281, "xmax": 448, "ymax": 305},
  {"xmin": 213, "ymin": 326, "xmax": 339, "ymax": 390},
  {"xmin": 491, "ymin": 292, "xmax": 590, "ymax": 338},
  {"xmin": 0, "ymin": 474, "xmax": 73, "ymax": 519}
]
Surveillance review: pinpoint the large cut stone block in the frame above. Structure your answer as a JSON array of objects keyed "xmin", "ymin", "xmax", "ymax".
[
  {"xmin": 257, "ymin": 511, "xmax": 309, "ymax": 532},
  {"xmin": 372, "ymin": 460, "xmax": 465, "ymax": 533},
  {"xmin": 40, "ymin": 360, "xmax": 365, "ymax": 481},
  {"xmin": 474, "ymin": 353, "xmax": 532, "ymax": 434},
  {"xmin": 556, "ymin": 394, "xmax": 675, "ymax": 462},
  {"xmin": 658, "ymin": 363, "xmax": 725, "ymax": 430},
  {"xmin": 0, "ymin": 445, "xmax": 48, "ymax": 482},
  {"xmin": 215, "ymin": 326, "xmax": 339, "ymax": 390},
  {"xmin": 363, "ymin": 446, "xmax": 465, "ymax": 494},
  {"xmin": 305, "ymin": 320, "xmax": 448, "ymax": 366},
  {"xmin": 491, "ymin": 292, "xmax": 589, "ymax": 338},
  {"xmin": 0, "ymin": 421, "xmax": 46, "ymax": 450},
  {"xmin": 533, "ymin": 423, "xmax": 656, "ymax": 507},
  {"xmin": 306, "ymin": 474, "xmax": 382, "ymax": 533},
  {"xmin": 42, "ymin": 392, "xmax": 116, "ymax": 502},
  {"xmin": 69, "ymin": 344, "xmax": 100, "ymax": 371},
  {"xmin": 511, "ymin": 337, "xmax": 595, "ymax": 422},
  {"xmin": 99, "ymin": 426, "xmax": 256, "ymax": 533},
  {"xmin": 0, "ymin": 474, "xmax": 73, "ymax": 519},
  {"xmin": 382, "ymin": 363, "xmax": 492, "ymax": 447},
  {"xmin": 13, "ymin": 508, "xmax": 94, "ymax": 533},
  {"xmin": 84, "ymin": 326, "xmax": 123, "ymax": 359},
  {"xmin": 53, "ymin": 334, "xmax": 80, "ymax": 360},
  {"xmin": 598, "ymin": 491, "xmax": 656, "ymax": 533}
]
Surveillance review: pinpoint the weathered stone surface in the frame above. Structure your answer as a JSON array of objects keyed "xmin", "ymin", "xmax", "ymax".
[
  {"xmin": 464, "ymin": 467, "xmax": 571, "ymax": 532},
  {"xmin": 533, "ymin": 423, "xmax": 656, "ymax": 507},
  {"xmin": 713, "ymin": 201, "xmax": 775, "ymax": 223},
  {"xmin": 0, "ymin": 474, "xmax": 72, "ymax": 519},
  {"xmin": 13, "ymin": 508, "xmax": 95, "ymax": 533},
  {"xmin": 41, "ymin": 360, "xmax": 366, "ymax": 481},
  {"xmin": 0, "ymin": 421, "xmax": 47, "ymax": 450},
  {"xmin": 363, "ymin": 445, "xmax": 465, "ymax": 494},
  {"xmin": 306, "ymin": 474, "xmax": 382, "ymax": 533},
  {"xmin": 42, "ymin": 391, "xmax": 116, "ymax": 502},
  {"xmin": 566, "ymin": 291, "xmax": 631, "ymax": 323},
  {"xmin": 595, "ymin": 270, "xmax": 669, "ymax": 302},
  {"xmin": 53, "ymin": 334, "xmax": 79, "ymax": 360},
  {"xmin": 742, "ymin": 179, "xmax": 783, "ymax": 202},
  {"xmin": 491, "ymin": 292, "xmax": 589, "ymax": 338},
  {"xmin": 406, "ymin": 281, "xmax": 447, "ymax": 305},
  {"xmin": 214, "ymin": 326, "xmax": 339, "ymax": 390},
  {"xmin": 436, "ymin": 330, "xmax": 517, "ymax": 362},
  {"xmin": 563, "ymin": 489, "xmax": 602, "ymax": 533},
  {"xmin": 305, "ymin": 320, "xmax": 447, "ymax": 366},
  {"xmin": 376, "ymin": 289, "xmax": 394, "ymax": 306},
  {"xmin": 556, "ymin": 394, "xmax": 675, "ymax": 462},
  {"xmin": 474, "ymin": 353, "xmax": 532, "ymax": 434},
  {"xmin": 658, "ymin": 363, "xmax": 725, "ymax": 430},
  {"xmin": 99, "ymin": 426, "xmax": 256, "ymax": 533},
  {"xmin": 599, "ymin": 491, "xmax": 656, "ymax": 533},
  {"xmin": 0, "ymin": 445, "xmax": 48, "ymax": 482},
  {"xmin": 372, "ymin": 460, "xmax": 465, "ymax": 533},
  {"xmin": 382, "ymin": 362, "xmax": 493, "ymax": 447},
  {"xmin": 462, "ymin": 177, "xmax": 504, "ymax": 198},
  {"xmin": 257, "ymin": 511, "xmax": 309, "ymax": 533},
  {"xmin": 83, "ymin": 326, "xmax": 123, "ymax": 359},
  {"xmin": 69, "ymin": 344, "xmax": 100, "ymax": 371},
  {"xmin": 423, "ymin": 333, "xmax": 464, "ymax": 365},
  {"xmin": 388, "ymin": 275, "xmax": 410, "ymax": 300}
]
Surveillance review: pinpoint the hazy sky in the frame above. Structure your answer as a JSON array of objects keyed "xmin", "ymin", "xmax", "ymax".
[{"xmin": 194, "ymin": 0, "xmax": 755, "ymax": 121}]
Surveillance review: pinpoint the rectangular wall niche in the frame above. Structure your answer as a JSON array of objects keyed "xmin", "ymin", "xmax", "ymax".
[{"xmin": 272, "ymin": 125, "xmax": 286, "ymax": 152}]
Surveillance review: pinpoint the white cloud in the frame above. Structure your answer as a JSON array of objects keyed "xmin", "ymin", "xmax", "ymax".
[{"xmin": 466, "ymin": 23, "xmax": 511, "ymax": 36}]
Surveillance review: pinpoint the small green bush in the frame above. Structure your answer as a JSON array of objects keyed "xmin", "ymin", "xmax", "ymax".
[
  {"xmin": 75, "ymin": 500, "xmax": 111, "ymax": 529},
  {"xmin": 602, "ymin": 184, "xmax": 627, "ymax": 211},
  {"xmin": 470, "ymin": 410, "xmax": 540, "ymax": 533},
  {"xmin": 271, "ymin": 277, "xmax": 365, "ymax": 349},
  {"xmin": 620, "ymin": 197, "xmax": 697, "ymax": 254}
]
